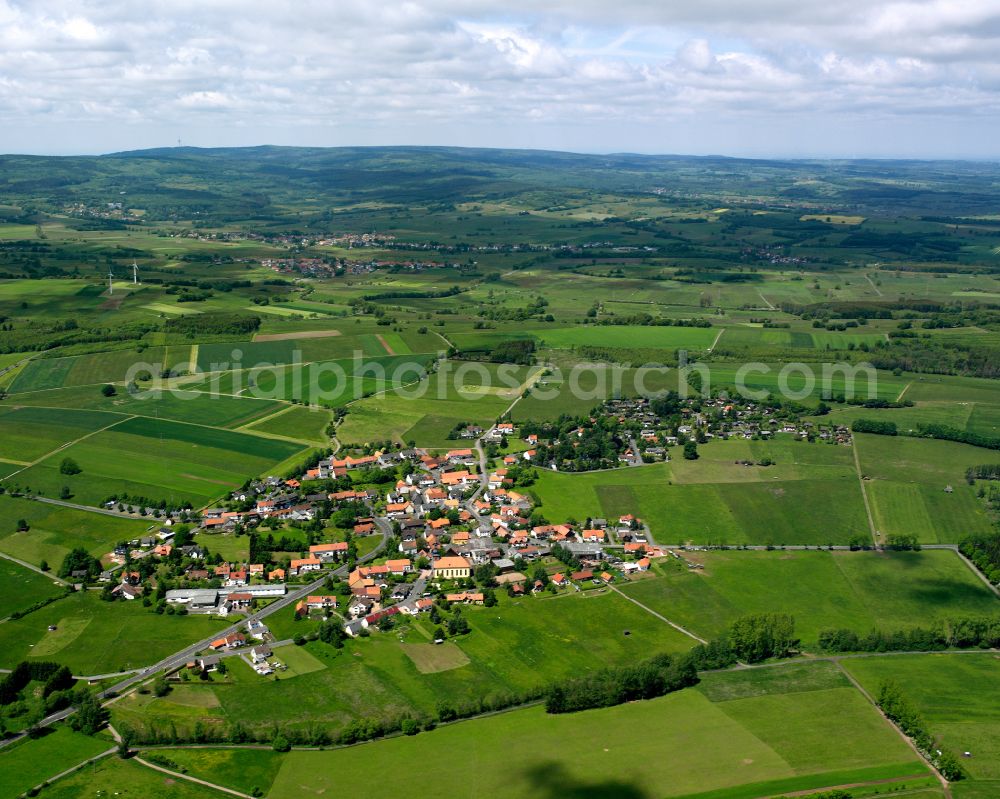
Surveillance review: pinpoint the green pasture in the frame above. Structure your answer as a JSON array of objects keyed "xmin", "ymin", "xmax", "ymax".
[
  {"xmin": 114, "ymin": 589, "xmax": 694, "ymax": 739},
  {"xmin": 255, "ymin": 662, "xmax": 922, "ymax": 799},
  {"xmin": 0, "ymin": 727, "xmax": 111, "ymax": 798},
  {"xmin": 3, "ymin": 416, "xmax": 306, "ymax": 508},
  {"xmin": 0, "ymin": 590, "xmax": 227, "ymax": 674},
  {"xmin": 844, "ymin": 653, "xmax": 1000, "ymax": 785},
  {"xmin": 32, "ymin": 754, "xmax": 221, "ymax": 799},
  {"xmin": 0, "ymin": 405, "xmax": 123, "ymax": 465},
  {"xmin": 618, "ymin": 549, "xmax": 999, "ymax": 647},
  {"xmin": 243, "ymin": 404, "xmax": 333, "ymax": 442},
  {"xmin": 532, "ymin": 439, "xmax": 870, "ymax": 544},
  {"xmin": 854, "ymin": 434, "xmax": 994, "ymax": 543},
  {"xmin": 0, "ymin": 493, "xmax": 152, "ymax": 568},
  {"xmin": 0, "ymin": 557, "xmax": 66, "ymax": 618}
]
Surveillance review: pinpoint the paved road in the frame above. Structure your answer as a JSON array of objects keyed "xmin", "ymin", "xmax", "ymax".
[
  {"xmin": 31, "ymin": 495, "xmax": 159, "ymax": 521},
  {"xmin": 0, "ymin": 519, "xmax": 391, "ymax": 749}
]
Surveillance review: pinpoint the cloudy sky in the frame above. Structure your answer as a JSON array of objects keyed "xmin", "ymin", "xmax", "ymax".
[{"xmin": 2, "ymin": 0, "xmax": 999, "ymax": 157}]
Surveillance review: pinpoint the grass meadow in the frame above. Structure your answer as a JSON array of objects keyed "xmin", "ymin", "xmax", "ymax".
[
  {"xmin": 0, "ymin": 558, "xmax": 67, "ymax": 618},
  {"xmin": 199, "ymin": 660, "xmax": 927, "ymax": 799},
  {"xmin": 531, "ymin": 438, "xmax": 869, "ymax": 545},
  {"xmin": 3, "ymin": 416, "xmax": 307, "ymax": 508},
  {"xmin": 30, "ymin": 755, "xmax": 221, "ymax": 799},
  {"xmin": 113, "ymin": 589, "xmax": 695, "ymax": 739},
  {"xmin": 854, "ymin": 433, "xmax": 994, "ymax": 543},
  {"xmin": 0, "ymin": 494, "xmax": 153, "ymax": 568},
  {"xmin": 0, "ymin": 590, "xmax": 227, "ymax": 674},
  {"xmin": 0, "ymin": 727, "xmax": 111, "ymax": 798},
  {"xmin": 844, "ymin": 653, "xmax": 1000, "ymax": 794},
  {"xmin": 618, "ymin": 549, "xmax": 1000, "ymax": 647}
]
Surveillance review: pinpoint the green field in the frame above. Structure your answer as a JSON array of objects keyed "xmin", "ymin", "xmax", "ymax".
[
  {"xmin": 0, "ymin": 405, "xmax": 123, "ymax": 465},
  {"xmin": 844, "ymin": 653, "xmax": 1000, "ymax": 792},
  {"xmin": 0, "ymin": 590, "xmax": 227, "ymax": 674},
  {"xmin": 31, "ymin": 754, "xmax": 222, "ymax": 799},
  {"xmin": 0, "ymin": 493, "xmax": 153, "ymax": 567},
  {"xmin": 529, "ymin": 325, "xmax": 718, "ymax": 351},
  {"xmin": 243, "ymin": 404, "xmax": 332, "ymax": 442},
  {"xmin": 0, "ymin": 727, "xmax": 111, "ymax": 797},
  {"xmin": 618, "ymin": 549, "xmax": 1000, "ymax": 647},
  {"xmin": 113, "ymin": 590, "xmax": 696, "ymax": 739},
  {"xmin": 3, "ymin": 415, "xmax": 307, "ymax": 508},
  {"xmin": 133, "ymin": 748, "xmax": 282, "ymax": 797},
  {"xmin": 237, "ymin": 661, "xmax": 926, "ymax": 799},
  {"xmin": 855, "ymin": 434, "xmax": 994, "ymax": 543},
  {"xmin": 337, "ymin": 364, "xmax": 516, "ymax": 447},
  {"xmin": 3, "ymin": 386, "xmax": 286, "ymax": 429},
  {"xmin": 532, "ymin": 439, "xmax": 869, "ymax": 545},
  {"xmin": 0, "ymin": 557, "xmax": 66, "ymax": 617},
  {"xmin": 9, "ymin": 346, "xmax": 169, "ymax": 392}
]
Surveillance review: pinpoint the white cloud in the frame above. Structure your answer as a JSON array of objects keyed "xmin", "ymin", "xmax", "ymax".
[{"xmin": 0, "ymin": 0, "xmax": 998, "ymax": 155}]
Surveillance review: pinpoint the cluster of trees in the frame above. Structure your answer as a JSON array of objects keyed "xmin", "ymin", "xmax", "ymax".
[
  {"xmin": 966, "ymin": 464, "xmax": 1000, "ymax": 483},
  {"xmin": 876, "ymin": 680, "xmax": 965, "ymax": 781},
  {"xmin": 684, "ymin": 614, "xmax": 799, "ymax": 669},
  {"xmin": 818, "ymin": 616, "xmax": 1000, "ymax": 653},
  {"xmin": 165, "ymin": 311, "xmax": 261, "ymax": 336},
  {"xmin": 518, "ymin": 414, "xmax": 626, "ymax": 471},
  {"xmin": 487, "ymin": 339, "xmax": 536, "ymax": 365},
  {"xmin": 959, "ymin": 531, "xmax": 1000, "ymax": 584},
  {"xmin": 0, "ymin": 661, "xmax": 67, "ymax": 704},
  {"xmin": 544, "ymin": 653, "xmax": 697, "ymax": 714},
  {"xmin": 362, "ymin": 285, "xmax": 463, "ymax": 301},
  {"xmin": 852, "ymin": 418, "xmax": 898, "ymax": 436},
  {"xmin": 884, "ymin": 534, "xmax": 921, "ymax": 551},
  {"xmin": 59, "ymin": 547, "xmax": 102, "ymax": 579},
  {"xmin": 0, "ymin": 660, "xmax": 106, "ymax": 733}
]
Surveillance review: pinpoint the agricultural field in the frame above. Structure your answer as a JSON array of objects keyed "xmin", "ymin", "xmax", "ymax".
[
  {"xmin": 28, "ymin": 754, "xmax": 222, "ymax": 799},
  {"xmin": 242, "ymin": 403, "xmax": 333, "ymax": 442},
  {"xmin": 0, "ymin": 557, "xmax": 67, "ymax": 618},
  {"xmin": 531, "ymin": 438, "xmax": 870, "ymax": 545},
  {"xmin": 843, "ymin": 654, "xmax": 1000, "ymax": 796},
  {"xmin": 617, "ymin": 549, "xmax": 1000, "ymax": 647},
  {"xmin": 528, "ymin": 324, "xmax": 719, "ymax": 351},
  {"xmin": 1, "ymin": 385, "xmax": 287, "ymax": 430},
  {"xmin": 9, "ymin": 346, "xmax": 169, "ymax": 392},
  {"xmin": 196, "ymin": 661, "xmax": 928, "ymax": 799},
  {"xmin": 0, "ymin": 494, "xmax": 153, "ymax": 568},
  {"xmin": 854, "ymin": 434, "xmax": 994, "ymax": 543},
  {"xmin": 1, "ymin": 147, "xmax": 1000, "ymax": 798},
  {"xmin": 337, "ymin": 362, "xmax": 518, "ymax": 447},
  {"xmin": 2, "ymin": 416, "xmax": 307, "ymax": 508},
  {"xmin": 112, "ymin": 589, "xmax": 696, "ymax": 739},
  {"xmin": 0, "ymin": 590, "xmax": 227, "ymax": 674},
  {"xmin": 0, "ymin": 405, "xmax": 123, "ymax": 466},
  {"xmin": 0, "ymin": 727, "xmax": 111, "ymax": 798}
]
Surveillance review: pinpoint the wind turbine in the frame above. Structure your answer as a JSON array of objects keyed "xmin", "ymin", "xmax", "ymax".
[
  {"xmin": 108, "ymin": 266, "xmax": 114, "ymax": 295},
  {"xmin": 132, "ymin": 260, "xmax": 140, "ymax": 285}
]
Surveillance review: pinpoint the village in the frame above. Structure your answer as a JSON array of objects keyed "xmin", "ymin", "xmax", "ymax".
[{"xmin": 84, "ymin": 393, "xmax": 854, "ymax": 681}]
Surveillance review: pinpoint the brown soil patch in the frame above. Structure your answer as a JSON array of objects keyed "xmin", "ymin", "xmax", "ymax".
[
  {"xmin": 255, "ymin": 330, "xmax": 342, "ymax": 342},
  {"xmin": 375, "ymin": 333, "xmax": 396, "ymax": 355}
]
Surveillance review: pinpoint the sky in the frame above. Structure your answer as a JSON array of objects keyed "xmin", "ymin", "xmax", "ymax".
[{"xmin": 1, "ymin": 0, "xmax": 999, "ymax": 158}]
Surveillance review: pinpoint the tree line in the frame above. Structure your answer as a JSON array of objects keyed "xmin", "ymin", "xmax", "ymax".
[
  {"xmin": 544, "ymin": 652, "xmax": 697, "ymax": 714},
  {"xmin": 818, "ymin": 616, "xmax": 1000, "ymax": 653},
  {"xmin": 852, "ymin": 418, "xmax": 1000, "ymax": 451}
]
